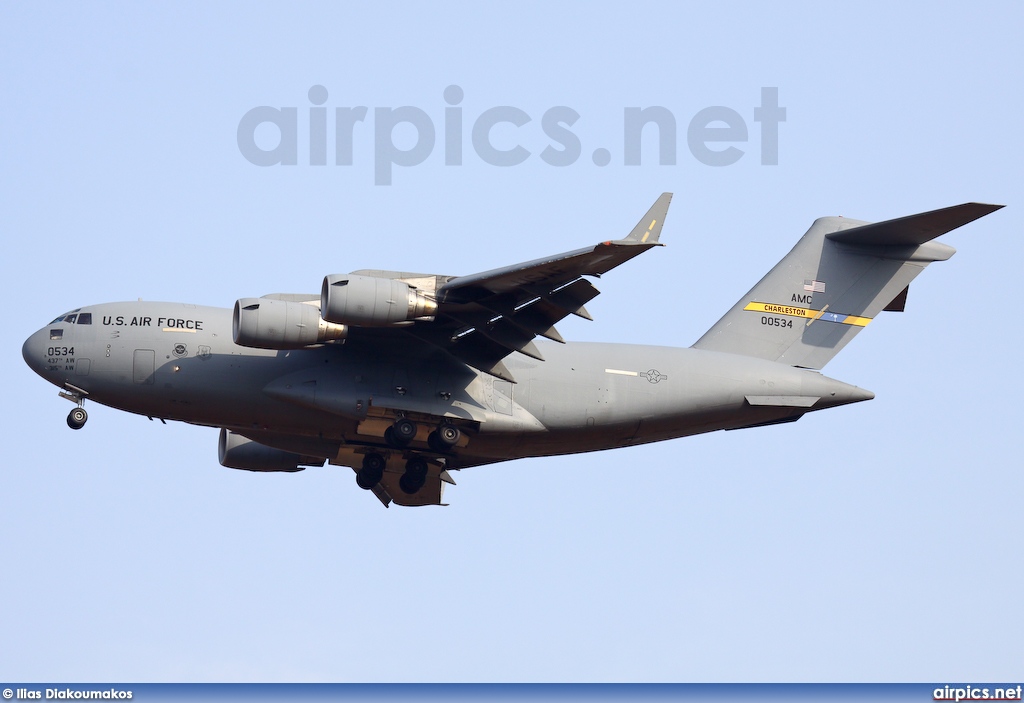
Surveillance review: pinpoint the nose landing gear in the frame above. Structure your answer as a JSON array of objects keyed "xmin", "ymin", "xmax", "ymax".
[
  {"xmin": 59, "ymin": 383, "xmax": 89, "ymax": 430},
  {"xmin": 67, "ymin": 407, "xmax": 88, "ymax": 430}
]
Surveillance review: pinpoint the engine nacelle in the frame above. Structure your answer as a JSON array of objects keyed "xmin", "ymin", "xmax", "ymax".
[
  {"xmin": 233, "ymin": 297, "xmax": 347, "ymax": 350},
  {"xmin": 217, "ymin": 429, "xmax": 323, "ymax": 473},
  {"xmin": 321, "ymin": 273, "xmax": 437, "ymax": 326}
]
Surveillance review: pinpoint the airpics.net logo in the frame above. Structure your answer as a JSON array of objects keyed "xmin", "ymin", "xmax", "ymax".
[{"xmin": 236, "ymin": 85, "xmax": 786, "ymax": 185}]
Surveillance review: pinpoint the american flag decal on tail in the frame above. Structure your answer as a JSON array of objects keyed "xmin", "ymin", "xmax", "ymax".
[{"xmin": 803, "ymin": 280, "xmax": 826, "ymax": 293}]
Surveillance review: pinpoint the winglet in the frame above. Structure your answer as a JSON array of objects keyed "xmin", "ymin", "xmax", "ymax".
[{"xmin": 625, "ymin": 192, "xmax": 673, "ymax": 244}]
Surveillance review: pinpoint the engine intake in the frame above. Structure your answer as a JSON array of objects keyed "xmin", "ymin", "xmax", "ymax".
[
  {"xmin": 321, "ymin": 273, "xmax": 437, "ymax": 326},
  {"xmin": 233, "ymin": 297, "xmax": 347, "ymax": 350},
  {"xmin": 217, "ymin": 429, "xmax": 324, "ymax": 472}
]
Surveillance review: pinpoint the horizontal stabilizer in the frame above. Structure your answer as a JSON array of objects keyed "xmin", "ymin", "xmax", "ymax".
[{"xmin": 827, "ymin": 203, "xmax": 1003, "ymax": 247}]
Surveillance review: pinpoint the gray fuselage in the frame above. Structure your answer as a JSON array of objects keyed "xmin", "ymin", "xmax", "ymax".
[{"xmin": 23, "ymin": 301, "xmax": 872, "ymax": 468}]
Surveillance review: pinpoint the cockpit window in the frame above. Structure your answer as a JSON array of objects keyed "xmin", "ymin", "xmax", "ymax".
[
  {"xmin": 50, "ymin": 329, "xmax": 63, "ymax": 340},
  {"xmin": 77, "ymin": 313, "xmax": 92, "ymax": 325},
  {"xmin": 48, "ymin": 309, "xmax": 81, "ymax": 325}
]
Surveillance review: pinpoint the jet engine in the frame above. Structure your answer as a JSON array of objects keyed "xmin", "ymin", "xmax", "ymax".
[
  {"xmin": 233, "ymin": 297, "xmax": 347, "ymax": 350},
  {"xmin": 321, "ymin": 273, "xmax": 437, "ymax": 326},
  {"xmin": 217, "ymin": 429, "xmax": 324, "ymax": 472}
]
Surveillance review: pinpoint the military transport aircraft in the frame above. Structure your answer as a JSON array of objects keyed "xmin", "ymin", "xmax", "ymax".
[{"xmin": 22, "ymin": 195, "xmax": 1002, "ymax": 506}]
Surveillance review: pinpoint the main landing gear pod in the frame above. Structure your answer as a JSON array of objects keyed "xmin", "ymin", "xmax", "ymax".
[
  {"xmin": 355, "ymin": 453, "xmax": 430, "ymax": 495},
  {"xmin": 355, "ymin": 418, "xmax": 464, "ymax": 495},
  {"xmin": 356, "ymin": 452, "xmax": 386, "ymax": 489},
  {"xmin": 354, "ymin": 454, "xmax": 444, "ymax": 497}
]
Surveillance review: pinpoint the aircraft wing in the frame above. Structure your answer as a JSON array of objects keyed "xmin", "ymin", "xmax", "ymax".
[{"xmin": 407, "ymin": 193, "xmax": 672, "ymax": 382}]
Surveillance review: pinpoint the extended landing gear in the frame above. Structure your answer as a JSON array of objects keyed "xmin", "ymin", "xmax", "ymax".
[
  {"xmin": 356, "ymin": 417, "xmax": 461, "ymax": 494},
  {"xmin": 356, "ymin": 452, "xmax": 386, "ymax": 490},
  {"xmin": 60, "ymin": 383, "xmax": 90, "ymax": 430},
  {"xmin": 428, "ymin": 423, "xmax": 461, "ymax": 452},
  {"xmin": 399, "ymin": 457, "xmax": 428, "ymax": 495},
  {"xmin": 385, "ymin": 418, "xmax": 417, "ymax": 448},
  {"xmin": 67, "ymin": 407, "xmax": 88, "ymax": 430},
  {"xmin": 386, "ymin": 417, "xmax": 462, "ymax": 453},
  {"xmin": 354, "ymin": 453, "xmax": 432, "ymax": 496}
]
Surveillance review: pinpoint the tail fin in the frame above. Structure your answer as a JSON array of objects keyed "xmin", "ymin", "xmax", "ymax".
[{"xmin": 692, "ymin": 203, "xmax": 1003, "ymax": 369}]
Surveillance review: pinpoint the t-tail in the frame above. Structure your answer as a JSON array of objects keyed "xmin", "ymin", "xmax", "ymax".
[{"xmin": 692, "ymin": 203, "xmax": 1004, "ymax": 368}]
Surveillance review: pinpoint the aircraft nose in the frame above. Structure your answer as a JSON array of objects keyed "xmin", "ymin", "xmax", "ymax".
[{"xmin": 22, "ymin": 328, "xmax": 47, "ymax": 377}]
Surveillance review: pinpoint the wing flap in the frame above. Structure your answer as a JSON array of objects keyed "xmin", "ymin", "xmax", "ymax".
[
  {"xmin": 488, "ymin": 306, "xmax": 566, "ymax": 343},
  {"xmin": 434, "ymin": 277, "xmax": 604, "ymax": 376},
  {"xmin": 445, "ymin": 309, "xmax": 548, "ymax": 361},
  {"xmin": 405, "ymin": 194, "xmax": 672, "ymax": 379},
  {"xmin": 529, "ymin": 278, "xmax": 601, "ymax": 319}
]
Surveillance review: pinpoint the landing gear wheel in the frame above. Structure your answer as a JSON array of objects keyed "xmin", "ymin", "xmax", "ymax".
[
  {"xmin": 399, "ymin": 473, "xmax": 427, "ymax": 495},
  {"xmin": 399, "ymin": 457, "xmax": 429, "ymax": 495},
  {"xmin": 406, "ymin": 457, "xmax": 428, "ymax": 478},
  {"xmin": 355, "ymin": 453, "xmax": 385, "ymax": 490},
  {"xmin": 428, "ymin": 423, "xmax": 461, "ymax": 452},
  {"xmin": 67, "ymin": 407, "xmax": 88, "ymax": 430},
  {"xmin": 438, "ymin": 424, "xmax": 460, "ymax": 446},
  {"xmin": 387, "ymin": 418, "xmax": 417, "ymax": 447}
]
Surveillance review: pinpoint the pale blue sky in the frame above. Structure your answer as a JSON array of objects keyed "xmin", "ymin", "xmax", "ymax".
[{"xmin": 2, "ymin": 1, "xmax": 1021, "ymax": 682}]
